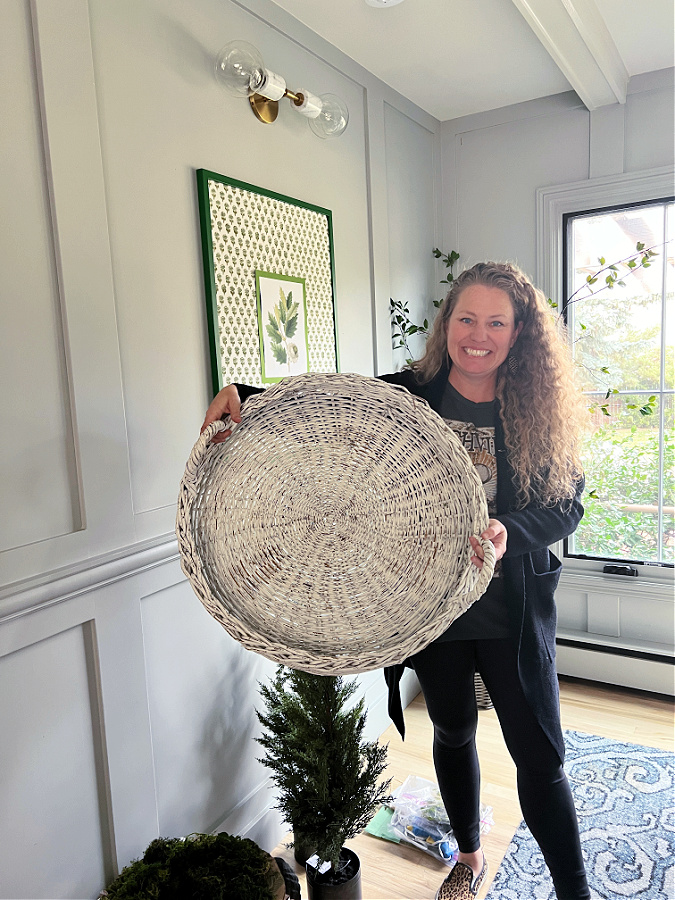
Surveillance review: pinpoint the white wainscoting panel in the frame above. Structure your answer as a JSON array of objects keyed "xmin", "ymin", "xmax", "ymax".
[
  {"xmin": 139, "ymin": 579, "xmax": 276, "ymax": 838},
  {"xmin": 0, "ymin": 0, "xmax": 81, "ymax": 553},
  {"xmin": 620, "ymin": 593, "xmax": 675, "ymax": 645},
  {"xmin": 587, "ymin": 592, "xmax": 620, "ymax": 637},
  {"xmin": 556, "ymin": 575, "xmax": 674, "ymax": 695},
  {"xmin": 384, "ymin": 101, "xmax": 438, "ymax": 368},
  {"xmin": 0, "ymin": 623, "xmax": 110, "ymax": 899}
]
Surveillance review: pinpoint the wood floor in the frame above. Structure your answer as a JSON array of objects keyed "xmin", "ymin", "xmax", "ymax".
[{"xmin": 272, "ymin": 676, "xmax": 674, "ymax": 899}]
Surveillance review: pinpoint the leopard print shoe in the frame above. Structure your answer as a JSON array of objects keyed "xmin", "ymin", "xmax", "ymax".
[{"xmin": 434, "ymin": 855, "xmax": 488, "ymax": 900}]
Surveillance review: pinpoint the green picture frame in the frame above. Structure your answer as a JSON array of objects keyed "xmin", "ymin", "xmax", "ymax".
[{"xmin": 196, "ymin": 169, "xmax": 339, "ymax": 394}]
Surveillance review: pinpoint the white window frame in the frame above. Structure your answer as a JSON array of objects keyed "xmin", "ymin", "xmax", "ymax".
[{"xmin": 536, "ymin": 165, "xmax": 675, "ymax": 590}]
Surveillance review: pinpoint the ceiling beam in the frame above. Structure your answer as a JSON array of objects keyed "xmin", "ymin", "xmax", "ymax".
[{"xmin": 510, "ymin": 0, "xmax": 628, "ymax": 109}]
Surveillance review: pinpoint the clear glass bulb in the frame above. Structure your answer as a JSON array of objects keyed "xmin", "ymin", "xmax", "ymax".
[
  {"xmin": 308, "ymin": 94, "xmax": 349, "ymax": 139},
  {"xmin": 214, "ymin": 40, "xmax": 266, "ymax": 97}
]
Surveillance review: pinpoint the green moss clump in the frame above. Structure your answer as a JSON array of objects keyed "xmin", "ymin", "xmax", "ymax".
[{"xmin": 101, "ymin": 832, "xmax": 282, "ymax": 900}]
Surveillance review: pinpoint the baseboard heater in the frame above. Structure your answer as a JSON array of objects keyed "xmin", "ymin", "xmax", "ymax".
[{"xmin": 556, "ymin": 637, "xmax": 674, "ymax": 665}]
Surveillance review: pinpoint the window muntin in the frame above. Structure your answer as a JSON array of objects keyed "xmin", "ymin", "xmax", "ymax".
[{"xmin": 564, "ymin": 200, "xmax": 674, "ymax": 567}]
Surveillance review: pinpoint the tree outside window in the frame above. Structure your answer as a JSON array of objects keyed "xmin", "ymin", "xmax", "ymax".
[{"xmin": 564, "ymin": 200, "xmax": 674, "ymax": 566}]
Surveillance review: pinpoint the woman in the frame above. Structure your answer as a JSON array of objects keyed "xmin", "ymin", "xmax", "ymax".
[{"xmin": 202, "ymin": 262, "xmax": 590, "ymax": 900}]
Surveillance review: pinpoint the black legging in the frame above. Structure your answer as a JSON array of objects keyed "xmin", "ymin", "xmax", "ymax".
[{"xmin": 411, "ymin": 638, "xmax": 591, "ymax": 900}]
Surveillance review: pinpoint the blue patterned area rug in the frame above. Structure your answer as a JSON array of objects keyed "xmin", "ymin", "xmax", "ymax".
[{"xmin": 485, "ymin": 730, "xmax": 674, "ymax": 899}]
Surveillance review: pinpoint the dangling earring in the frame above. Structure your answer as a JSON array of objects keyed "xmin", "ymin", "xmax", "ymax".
[{"xmin": 508, "ymin": 353, "xmax": 519, "ymax": 374}]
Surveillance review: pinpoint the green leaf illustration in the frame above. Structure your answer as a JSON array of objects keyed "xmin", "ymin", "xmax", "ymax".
[
  {"xmin": 285, "ymin": 312, "xmax": 299, "ymax": 339},
  {"xmin": 271, "ymin": 341, "xmax": 287, "ymax": 365},
  {"xmin": 265, "ymin": 284, "xmax": 303, "ymax": 371},
  {"xmin": 266, "ymin": 311, "xmax": 282, "ymax": 343}
]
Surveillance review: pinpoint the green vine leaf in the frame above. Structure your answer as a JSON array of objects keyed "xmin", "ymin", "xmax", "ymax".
[{"xmin": 390, "ymin": 250, "xmax": 460, "ymax": 363}]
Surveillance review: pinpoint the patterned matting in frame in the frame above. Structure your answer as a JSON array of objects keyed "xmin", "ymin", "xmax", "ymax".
[{"xmin": 197, "ymin": 169, "xmax": 338, "ymax": 389}]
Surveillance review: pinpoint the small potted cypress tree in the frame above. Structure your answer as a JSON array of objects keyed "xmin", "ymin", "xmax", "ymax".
[{"xmin": 256, "ymin": 667, "xmax": 392, "ymax": 900}]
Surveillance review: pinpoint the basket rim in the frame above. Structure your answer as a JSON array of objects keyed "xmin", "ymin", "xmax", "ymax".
[{"xmin": 176, "ymin": 373, "xmax": 495, "ymax": 674}]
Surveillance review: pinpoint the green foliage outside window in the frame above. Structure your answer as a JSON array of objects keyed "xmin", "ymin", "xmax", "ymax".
[
  {"xmin": 575, "ymin": 420, "xmax": 674, "ymax": 562},
  {"xmin": 565, "ymin": 202, "xmax": 672, "ymax": 564}
]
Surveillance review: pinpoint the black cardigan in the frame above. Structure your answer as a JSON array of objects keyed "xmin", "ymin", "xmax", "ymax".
[
  {"xmin": 379, "ymin": 366, "xmax": 584, "ymax": 763},
  {"xmin": 235, "ymin": 370, "xmax": 583, "ymax": 763}
]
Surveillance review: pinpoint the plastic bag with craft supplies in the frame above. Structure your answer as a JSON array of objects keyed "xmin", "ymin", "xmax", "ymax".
[{"xmin": 389, "ymin": 775, "xmax": 493, "ymax": 865}]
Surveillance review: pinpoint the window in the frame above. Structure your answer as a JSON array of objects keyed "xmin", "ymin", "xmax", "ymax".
[{"xmin": 563, "ymin": 199, "xmax": 674, "ymax": 568}]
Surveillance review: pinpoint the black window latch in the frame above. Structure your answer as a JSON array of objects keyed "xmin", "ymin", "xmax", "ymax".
[{"xmin": 603, "ymin": 564, "xmax": 638, "ymax": 577}]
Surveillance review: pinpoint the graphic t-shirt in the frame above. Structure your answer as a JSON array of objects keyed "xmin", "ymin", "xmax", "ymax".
[{"xmin": 435, "ymin": 381, "xmax": 509, "ymax": 641}]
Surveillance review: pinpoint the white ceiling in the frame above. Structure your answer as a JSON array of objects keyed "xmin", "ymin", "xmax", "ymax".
[{"xmin": 269, "ymin": 0, "xmax": 675, "ymax": 120}]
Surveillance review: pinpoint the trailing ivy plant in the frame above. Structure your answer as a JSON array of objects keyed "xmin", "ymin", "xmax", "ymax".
[
  {"xmin": 389, "ymin": 248, "xmax": 459, "ymax": 363},
  {"xmin": 434, "ymin": 247, "xmax": 461, "ymax": 284}
]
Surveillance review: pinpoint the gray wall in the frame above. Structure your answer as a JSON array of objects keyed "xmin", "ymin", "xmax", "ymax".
[
  {"xmin": 0, "ymin": 0, "xmax": 433, "ymax": 896},
  {"xmin": 441, "ymin": 69, "xmax": 675, "ymax": 275}
]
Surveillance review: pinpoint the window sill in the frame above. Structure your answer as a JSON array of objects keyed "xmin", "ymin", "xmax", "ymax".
[{"xmin": 558, "ymin": 568, "xmax": 673, "ymax": 601}]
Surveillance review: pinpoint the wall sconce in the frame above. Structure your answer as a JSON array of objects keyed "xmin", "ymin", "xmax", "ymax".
[{"xmin": 215, "ymin": 40, "xmax": 349, "ymax": 139}]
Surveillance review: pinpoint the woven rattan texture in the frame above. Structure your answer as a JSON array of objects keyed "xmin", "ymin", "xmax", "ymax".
[{"xmin": 177, "ymin": 373, "xmax": 495, "ymax": 674}]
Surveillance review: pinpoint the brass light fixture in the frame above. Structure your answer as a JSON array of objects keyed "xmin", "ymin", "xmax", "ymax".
[{"xmin": 215, "ymin": 40, "xmax": 349, "ymax": 139}]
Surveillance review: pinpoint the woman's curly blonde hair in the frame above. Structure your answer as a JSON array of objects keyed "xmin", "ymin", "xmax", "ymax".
[{"xmin": 410, "ymin": 261, "xmax": 586, "ymax": 507}]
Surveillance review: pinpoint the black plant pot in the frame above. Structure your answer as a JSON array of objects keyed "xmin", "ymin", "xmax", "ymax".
[{"xmin": 305, "ymin": 847, "xmax": 362, "ymax": 900}]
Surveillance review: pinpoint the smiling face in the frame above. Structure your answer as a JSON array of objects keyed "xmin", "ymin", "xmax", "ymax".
[{"xmin": 445, "ymin": 283, "xmax": 522, "ymax": 401}]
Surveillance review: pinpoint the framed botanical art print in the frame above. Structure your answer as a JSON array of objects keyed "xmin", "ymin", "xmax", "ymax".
[
  {"xmin": 255, "ymin": 271, "xmax": 309, "ymax": 382},
  {"xmin": 196, "ymin": 169, "xmax": 339, "ymax": 393}
]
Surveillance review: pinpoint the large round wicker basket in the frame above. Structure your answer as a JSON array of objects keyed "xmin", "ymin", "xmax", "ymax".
[{"xmin": 177, "ymin": 373, "xmax": 495, "ymax": 675}]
